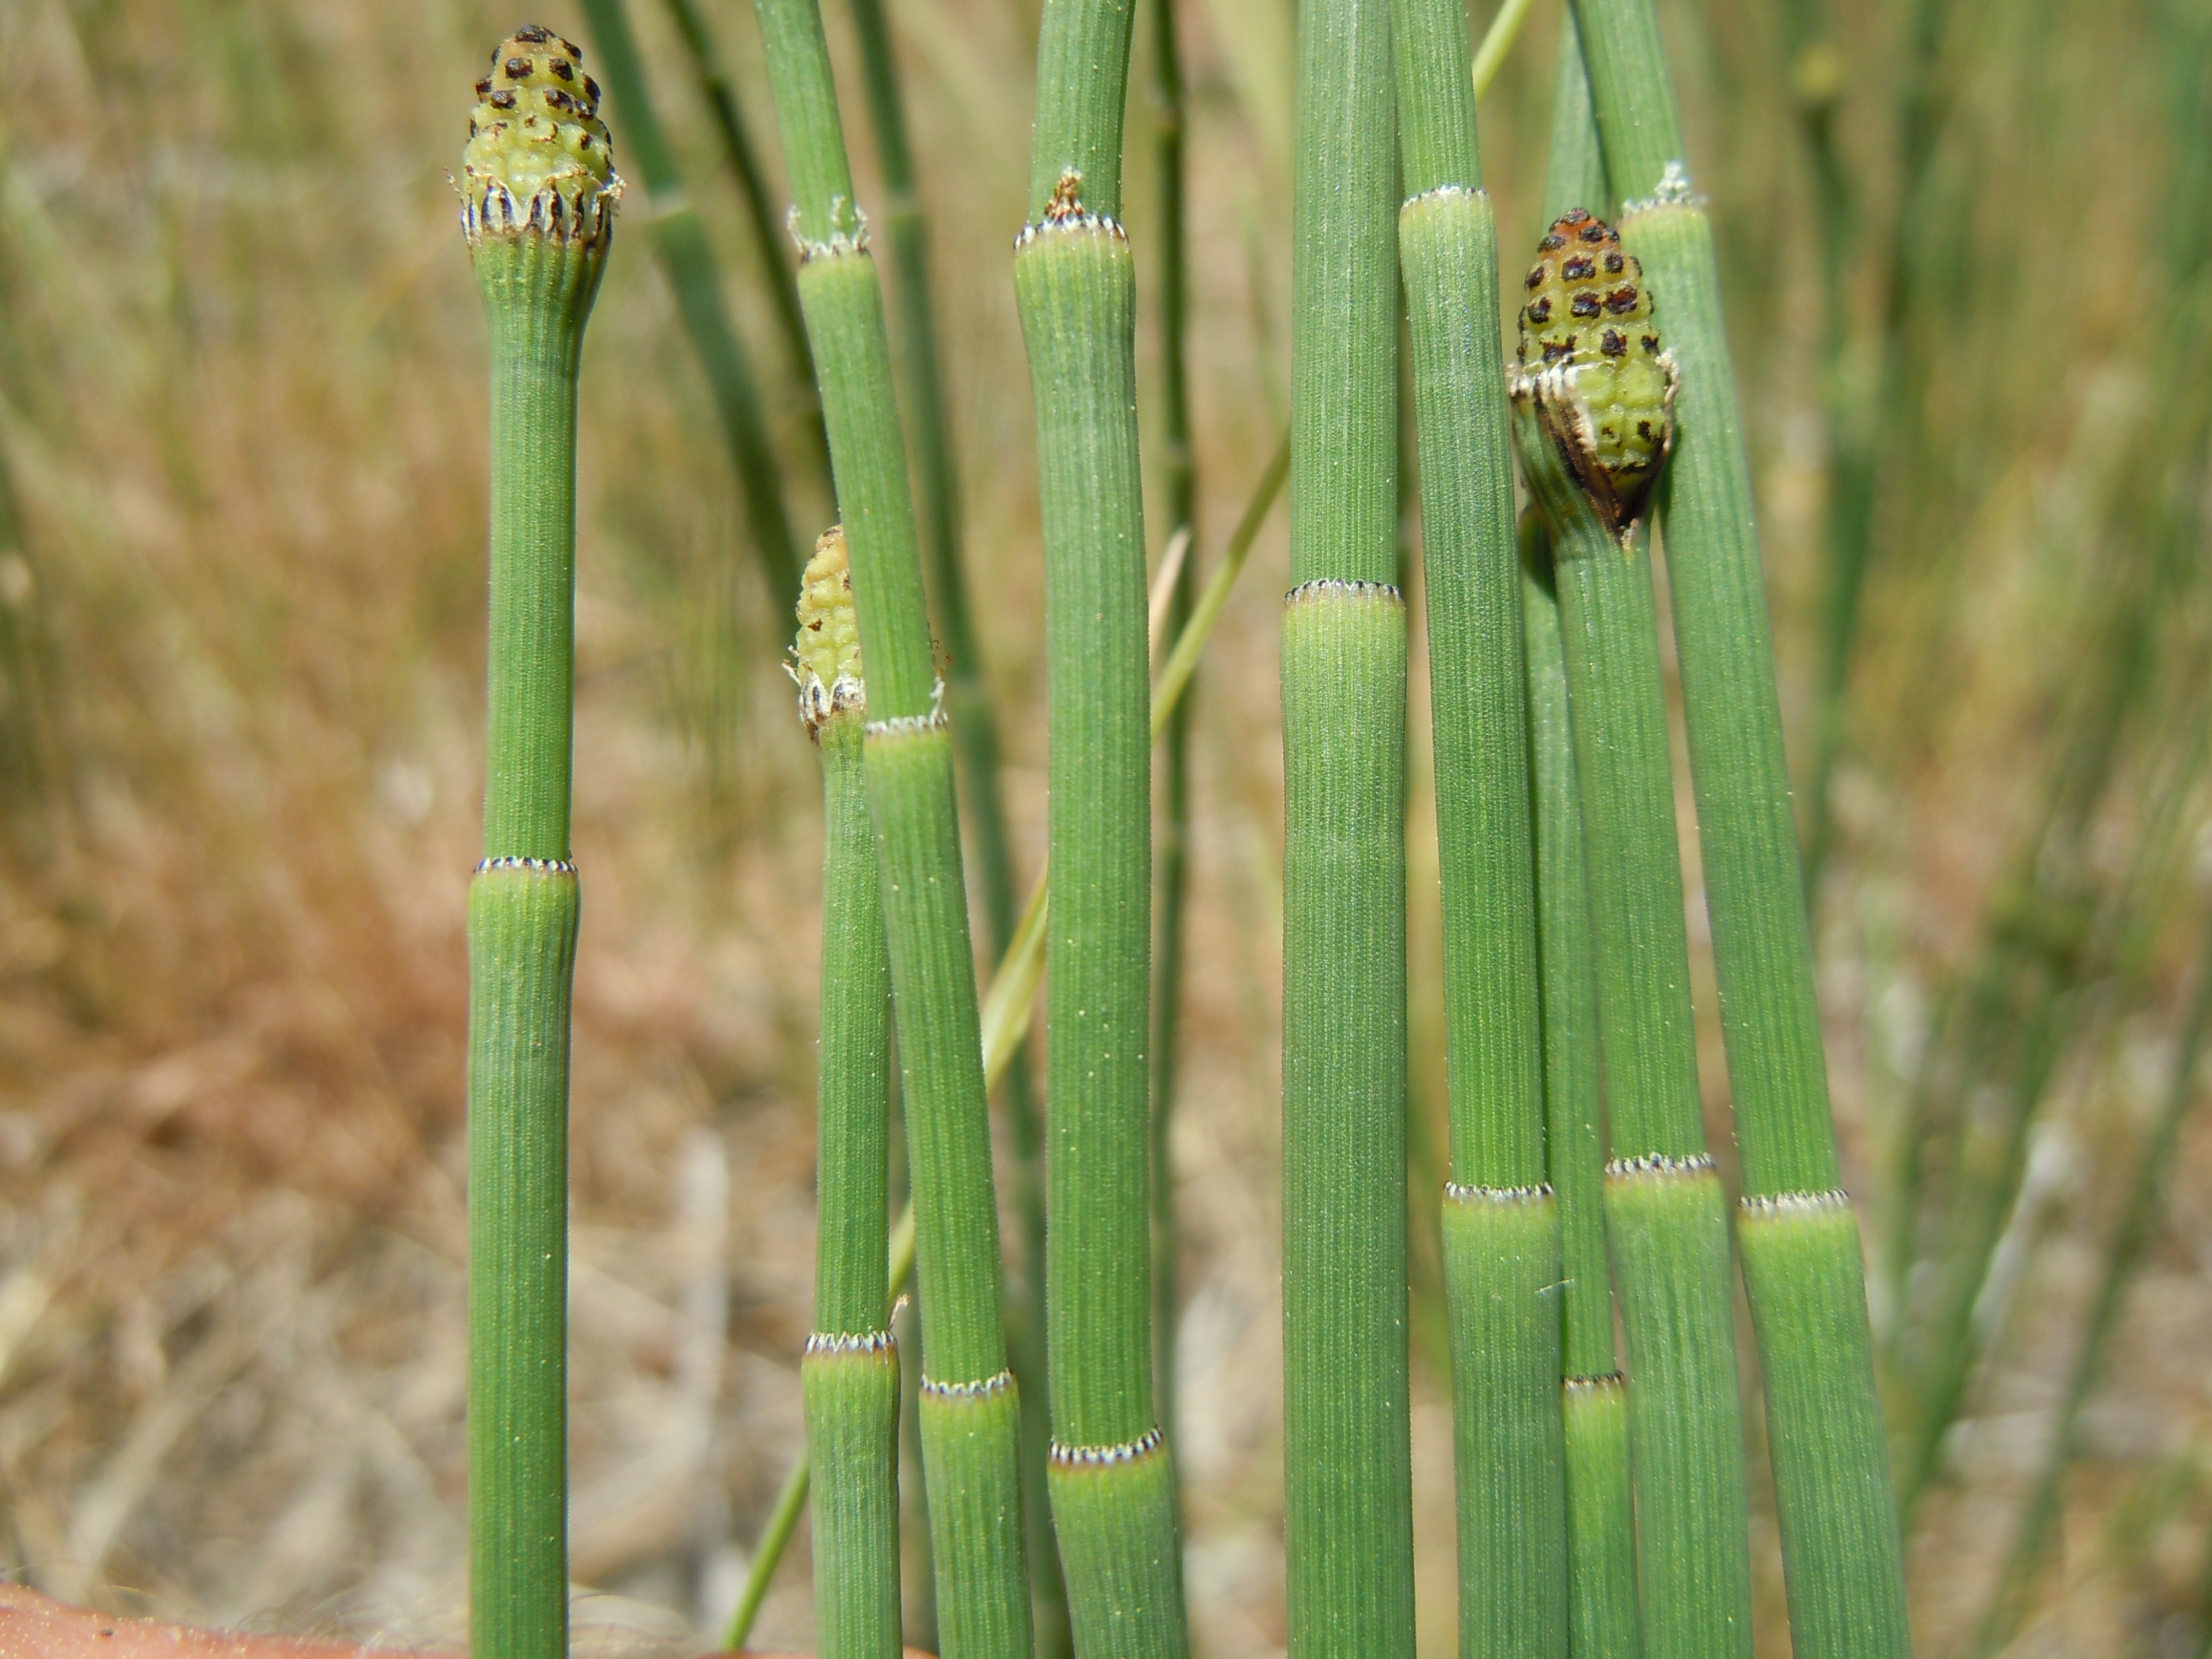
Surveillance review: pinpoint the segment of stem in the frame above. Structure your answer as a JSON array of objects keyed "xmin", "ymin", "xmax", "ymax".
[
  {"xmin": 801, "ymin": 533, "xmax": 901, "ymax": 1655},
  {"xmin": 1394, "ymin": 0, "xmax": 1564, "ymax": 1640},
  {"xmin": 1566, "ymin": 3, "xmax": 1910, "ymax": 1648},
  {"xmin": 461, "ymin": 63, "xmax": 613, "ymax": 1649},
  {"xmin": 1523, "ymin": 519, "xmax": 1641, "ymax": 1657},
  {"xmin": 1281, "ymin": 582, "xmax": 1413, "ymax": 1659},
  {"xmin": 1018, "ymin": 0, "xmax": 1187, "ymax": 1638},
  {"xmin": 751, "ymin": 0, "xmax": 1031, "ymax": 1646},
  {"xmin": 1519, "ymin": 409, "xmax": 1752, "ymax": 1659}
]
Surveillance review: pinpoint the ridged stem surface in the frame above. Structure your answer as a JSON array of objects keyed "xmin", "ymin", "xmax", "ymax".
[
  {"xmin": 1521, "ymin": 536, "xmax": 1610, "ymax": 1382},
  {"xmin": 467, "ymin": 862, "xmax": 580, "ymax": 1659},
  {"xmin": 465, "ymin": 161, "xmax": 605, "ymax": 1653},
  {"xmin": 1527, "ymin": 465, "xmax": 1751, "ymax": 1658},
  {"xmin": 1285, "ymin": 0, "xmax": 1408, "ymax": 1640},
  {"xmin": 724, "ymin": 433, "xmax": 1292, "ymax": 1647},
  {"xmin": 1440, "ymin": 1187, "xmax": 1566, "ymax": 1657},
  {"xmin": 1291, "ymin": 0, "xmax": 1397, "ymax": 594},
  {"xmin": 1735, "ymin": 1194, "xmax": 1907, "ymax": 1659},
  {"xmin": 1019, "ymin": 0, "xmax": 1187, "ymax": 1634},
  {"xmin": 577, "ymin": 0, "xmax": 801, "ymax": 605},
  {"xmin": 868, "ymin": 725, "xmax": 1033, "ymax": 1657},
  {"xmin": 805, "ymin": 1337, "xmax": 905, "ymax": 1659},
  {"xmin": 1394, "ymin": 0, "xmax": 1562, "ymax": 1645},
  {"xmin": 1534, "ymin": 0, "xmax": 1620, "ymax": 1385},
  {"xmin": 751, "ymin": 0, "xmax": 1030, "ymax": 1648},
  {"xmin": 846, "ymin": 2, "xmax": 1061, "ymax": 1633},
  {"xmin": 1523, "ymin": 532, "xmax": 1642, "ymax": 1659},
  {"xmin": 1603, "ymin": 1157, "xmax": 1748, "ymax": 1659},
  {"xmin": 1281, "ymin": 583, "xmax": 1413, "ymax": 1659},
  {"xmin": 813, "ymin": 713, "xmax": 895, "ymax": 1338},
  {"xmin": 1561, "ymin": 1376, "xmax": 1641, "ymax": 1659},
  {"xmin": 1567, "ymin": 4, "xmax": 1910, "ymax": 1649},
  {"xmin": 805, "ymin": 711, "xmax": 902, "ymax": 1659}
]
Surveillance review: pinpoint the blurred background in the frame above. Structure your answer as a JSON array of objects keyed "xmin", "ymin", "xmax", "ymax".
[{"xmin": 0, "ymin": 0, "xmax": 2207, "ymax": 1652}]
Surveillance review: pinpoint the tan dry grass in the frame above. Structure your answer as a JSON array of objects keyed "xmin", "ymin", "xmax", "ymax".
[{"xmin": 0, "ymin": 0, "xmax": 2207, "ymax": 1654}]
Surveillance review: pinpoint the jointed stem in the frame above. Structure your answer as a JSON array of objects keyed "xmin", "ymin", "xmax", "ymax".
[
  {"xmin": 1566, "ymin": 2, "xmax": 1910, "ymax": 1651},
  {"xmin": 1282, "ymin": 0, "xmax": 1413, "ymax": 1643},
  {"xmin": 459, "ymin": 31, "xmax": 616, "ymax": 1659},
  {"xmin": 1393, "ymin": 0, "xmax": 1564, "ymax": 1643},
  {"xmin": 843, "ymin": 0, "xmax": 1064, "ymax": 1631},
  {"xmin": 1018, "ymin": 0, "xmax": 1189, "ymax": 1643},
  {"xmin": 751, "ymin": 0, "xmax": 1031, "ymax": 1648},
  {"xmin": 729, "ymin": 435, "xmax": 1290, "ymax": 1652},
  {"xmin": 796, "ymin": 530, "xmax": 902, "ymax": 1659}
]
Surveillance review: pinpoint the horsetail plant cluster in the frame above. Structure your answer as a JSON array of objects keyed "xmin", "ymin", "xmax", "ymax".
[
  {"xmin": 747, "ymin": 0, "xmax": 1039, "ymax": 1647},
  {"xmin": 444, "ymin": 4, "xmax": 1921, "ymax": 1656}
]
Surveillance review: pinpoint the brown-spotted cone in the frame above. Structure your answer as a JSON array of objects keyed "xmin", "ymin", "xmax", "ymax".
[
  {"xmin": 460, "ymin": 26, "xmax": 617, "ymax": 235},
  {"xmin": 1516, "ymin": 208, "xmax": 1673, "ymax": 525}
]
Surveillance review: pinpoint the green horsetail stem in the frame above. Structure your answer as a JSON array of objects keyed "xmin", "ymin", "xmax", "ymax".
[
  {"xmin": 750, "ymin": 1, "xmax": 1032, "ymax": 1653},
  {"xmin": 1510, "ymin": 212, "xmax": 1752, "ymax": 1659},
  {"xmin": 728, "ymin": 435, "xmax": 1289, "ymax": 1651},
  {"xmin": 1392, "ymin": 0, "xmax": 1564, "ymax": 1644},
  {"xmin": 575, "ymin": 0, "xmax": 802, "ymax": 605},
  {"xmin": 795, "ymin": 530, "xmax": 903, "ymax": 1659},
  {"xmin": 1524, "ymin": 516, "xmax": 1641, "ymax": 1659},
  {"xmin": 1016, "ymin": 0, "xmax": 1190, "ymax": 1634},
  {"xmin": 1566, "ymin": 4, "xmax": 1911, "ymax": 1653},
  {"xmin": 847, "ymin": 0, "xmax": 1065, "ymax": 1635},
  {"xmin": 1521, "ymin": 26, "xmax": 1640, "ymax": 1657},
  {"xmin": 458, "ymin": 28, "xmax": 617, "ymax": 1659},
  {"xmin": 1285, "ymin": 0, "xmax": 1411, "ymax": 1642}
]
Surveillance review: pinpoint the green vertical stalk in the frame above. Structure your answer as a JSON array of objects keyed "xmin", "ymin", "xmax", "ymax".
[
  {"xmin": 751, "ymin": 1, "xmax": 1031, "ymax": 1653},
  {"xmin": 655, "ymin": 0, "xmax": 817, "ymax": 391},
  {"xmin": 1144, "ymin": 0, "xmax": 1196, "ymax": 1479},
  {"xmin": 1565, "ymin": 4, "xmax": 1911, "ymax": 1654},
  {"xmin": 726, "ymin": 434, "xmax": 1291, "ymax": 1654},
  {"xmin": 1525, "ymin": 36, "xmax": 1637, "ymax": 1655},
  {"xmin": 577, "ymin": 0, "xmax": 802, "ymax": 606},
  {"xmin": 1392, "ymin": 0, "xmax": 1562, "ymax": 1646},
  {"xmin": 458, "ymin": 30, "xmax": 617, "ymax": 1659},
  {"xmin": 841, "ymin": 14, "xmax": 1064, "ymax": 1639},
  {"xmin": 1525, "ymin": 520, "xmax": 1641, "ymax": 1659},
  {"xmin": 1282, "ymin": 582, "xmax": 1411, "ymax": 1659},
  {"xmin": 1284, "ymin": 0, "xmax": 1409, "ymax": 1642},
  {"xmin": 1510, "ymin": 213, "xmax": 1751, "ymax": 1659},
  {"xmin": 1016, "ymin": 0, "xmax": 1189, "ymax": 1648},
  {"xmin": 845, "ymin": 0, "xmax": 1032, "ymax": 994},
  {"xmin": 795, "ymin": 530, "xmax": 903, "ymax": 1659}
]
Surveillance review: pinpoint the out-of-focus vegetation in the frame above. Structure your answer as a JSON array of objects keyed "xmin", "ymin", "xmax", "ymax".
[{"xmin": 0, "ymin": 0, "xmax": 2206, "ymax": 1652}]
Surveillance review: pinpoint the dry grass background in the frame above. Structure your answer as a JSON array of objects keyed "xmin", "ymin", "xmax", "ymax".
[{"xmin": 0, "ymin": 0, "xmax": 2207, "ymax": 1653}]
